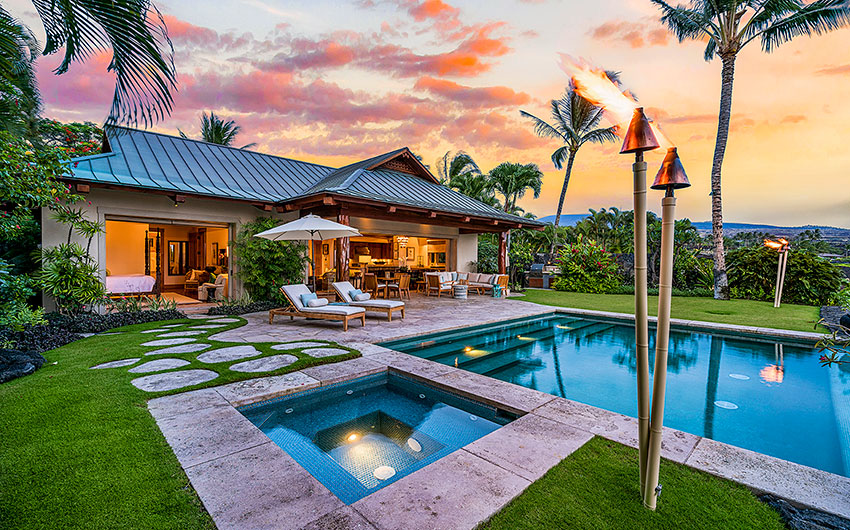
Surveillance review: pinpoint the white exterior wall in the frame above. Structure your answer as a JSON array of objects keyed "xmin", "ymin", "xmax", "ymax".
[
  {"xmin": 41, "ymin": 188, "xmax": 297, "ymax": 309},
  {"xmin": 456, "ymin": 233, "xmax": 478, "ymax": 272}
]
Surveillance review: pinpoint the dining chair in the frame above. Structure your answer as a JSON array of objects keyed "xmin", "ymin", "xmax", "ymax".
[{"xmin": 388, "ymin": 273, "xmax": 411, "ymax": 300}]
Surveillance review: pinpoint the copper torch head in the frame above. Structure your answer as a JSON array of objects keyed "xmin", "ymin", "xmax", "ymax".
[
  {"xmin": 620, "ymin": 107, "xmax": 660, "ymax": 154},
  {"xmin": 651, "ymin": 147, "xmax": 690, "ymax": 190}
]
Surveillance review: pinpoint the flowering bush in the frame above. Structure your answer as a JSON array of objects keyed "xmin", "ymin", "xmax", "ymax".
[{"xmin": 553, "ymin": 236, "xmax": 622, "ymax": 293}]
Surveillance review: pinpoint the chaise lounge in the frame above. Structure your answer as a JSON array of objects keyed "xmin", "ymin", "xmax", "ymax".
[
  {"xmin": 331, "ymin": 281, "xmax": 406, "ymax": 321},
  {"xmin": 270, "ymin": 284, "xmax": 366, "ymax": 331}
]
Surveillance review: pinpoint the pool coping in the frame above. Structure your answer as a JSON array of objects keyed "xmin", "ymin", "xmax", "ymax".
[{"xmin": 149, "ymin": 349, "xmax": 850, "ymax": 529}]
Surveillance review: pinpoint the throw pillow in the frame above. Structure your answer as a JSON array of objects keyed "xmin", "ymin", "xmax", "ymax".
[
  {"xmin": 468, "ymin": 273, "xmax": 480, "ymax": 283},
  {"xmin": 451, "ymin": 272, "xmax": 458, "ymax": 281},
  {"xmin": 300, "ymin": 292, "xmax": 317, "ymax": 307},
  {"xmin": 348, "ymin": 289, "xmax": 362, "ymax": 300},
  {"xmin": 353, "ymin": 293, "xmax": 371, "ymax": 301},
  {"xmin": 307, "ymin": 298, "xmax": 329, "ymax": 308}
]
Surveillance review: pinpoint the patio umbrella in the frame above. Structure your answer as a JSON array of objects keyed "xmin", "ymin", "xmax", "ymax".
[{"xmin": 254, "ymin": 214, "xmax": 361, "ymax": 291}]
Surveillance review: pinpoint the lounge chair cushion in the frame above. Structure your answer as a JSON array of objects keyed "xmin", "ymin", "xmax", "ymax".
[
  {"xmin": 300, "ymin": 292, "xmax": 317, "ymax": 307},
  {"xmin": 300, "ymin": 305, "xmax": 365, "ymax": 315},
  {"xmin": 282, "ymin": 284, "xmax": 313, "ymax": 310},
  {"xmin": 307, "ymin": 298, "xmax": 329, "ymax": 308},
  {"xmin": 352, "ymin": 300, "xmax": 405, "ymax": 309},
  {"xmin": 353, "ymin": 293, "xmax": 371, "ymax": 301},
  {"xmin": 331, "ymin": 281, "xmax": 357, "ymax": 303}
]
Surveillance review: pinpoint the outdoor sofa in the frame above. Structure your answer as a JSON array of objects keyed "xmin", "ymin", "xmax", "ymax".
[
  {"xmin": 332, "ymin": 281, "xmax": 405, "ymax": 321},
  {"xmin": 425, "ymin": 271, "xmax": 509, "ymax": 296},
  {"xmin": 270, "ymin": 284, "xmax": 366, "ymax": 331}
]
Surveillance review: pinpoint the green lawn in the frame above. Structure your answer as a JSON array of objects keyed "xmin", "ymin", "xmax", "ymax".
[
  {"xmin": 0, "ymin": 317, "xmax": 358, "ymax": 529},
  {"xmin": 517, "ymin": 289, "xmax": 822, "ymax": 332},
  {"xmin": 483, "ymin": 437, "xmax": 785, "ymax": 530}
]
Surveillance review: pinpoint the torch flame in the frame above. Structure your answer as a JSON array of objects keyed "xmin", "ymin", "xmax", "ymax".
[
  {"xmin": 558, "ymin": 54, "xmax": 672, "ymax": 148},
  {"xmin": 764, "ymin": 240, "xmax": 783, "ymax": 250},
  {"xmin": 777, "ymin": 238, "xmax": 789, "ymax": 246}
]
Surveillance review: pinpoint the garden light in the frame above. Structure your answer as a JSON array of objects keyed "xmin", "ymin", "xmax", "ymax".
[{"xmin": 764, "ymin": 238, "xmax": 790, "ymax": 308}]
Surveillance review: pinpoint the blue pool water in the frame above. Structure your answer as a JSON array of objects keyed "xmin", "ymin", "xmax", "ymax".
[
  {"xmin": 381, "ymin": 313, "xmax": 850, "ymax": 477},
  {"xmin": 239, "ymin": 372, "xmax": 509, "ymax": 503}
]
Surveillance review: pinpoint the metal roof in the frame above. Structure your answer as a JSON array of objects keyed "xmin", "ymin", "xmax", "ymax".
[{"xmin": 69, "ymin": 127, "xmax": 542, "ymax": 227}]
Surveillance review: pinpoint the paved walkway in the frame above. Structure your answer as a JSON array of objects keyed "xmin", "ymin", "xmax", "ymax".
[{"xmin": 210, "ymin": 293, "xmax": 553, "ymax": 345}]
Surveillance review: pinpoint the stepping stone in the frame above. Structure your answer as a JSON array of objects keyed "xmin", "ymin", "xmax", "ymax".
[
  {"xmin": 301, "ymin": 347, "xmax": 350, "ymax": 358},
  {"xmin": 91, "ymin": 358, "xmax": 140, "ymax": 369},
  {"xmin": 140, "ymin": 328, "xmax": 168, "ymax": 334},
  {"xmin": 141, "ymin": 338, "xmax": 197, "ymax": 347},
  {"xmin": 197, "ymin": 345, "xmax": 261, "ymax": 364},
  {"xmin": 189, "ymin": 324, "xmax": 228, "ymax": 330},
  {"xmin": 271, "ymin": 341, "xmax": 327, "ymax": 350},
  {"xmin": 160, "ymin": 324, "xmax": 184, "ymax": 328},
  {"xmin": 187, "ymin": 314, "xmax": 217, "ymax": 319},
  {"xmin": 129, "ymin": 358, "xmax": 190, "ymax": 374},
  {"xmin": 156, "ymin": 330, "xmax": 206, "ymax": 338},
  {"xmin": 98, "ymin": 332, "xmax": 122, "ymax": 336},
  {"xmin": 229, "ymin": 354, "xmax": 297, "ymax": 373},
  {"xmin": 146, "ymin": 343, "xmax": 212, "ymax": 356},
  {"xmin": 208, "ymin": 318, "xmax": 240, "ymax": 323},
  {"xmin": 131, "ymin": 369, "xmax": 218, "ymax": 392}
]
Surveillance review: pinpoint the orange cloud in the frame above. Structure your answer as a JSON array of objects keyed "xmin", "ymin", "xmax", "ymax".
[
  {"xmin": 590, "ymin": 19, "xmax": 670, "ymax": 48},
  {"xmin": 415, "ymin": 76, "xmax": 530, "ymax": 107}
]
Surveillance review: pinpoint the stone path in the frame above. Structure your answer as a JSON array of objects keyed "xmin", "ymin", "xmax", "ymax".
[
  {"xmin": 209, "ymin": 318, "xmax": 240, "ymax": 323},
  {"xmin": 146, "ymin": 343, "xmax": 212, "ymax": 356},
  {"xmin": 141, "ymin": 338, "xmax": 196, "ymax": 347},
  {"xmin": 301, "ymin": 347, "xmax": 350, "ymax": 358},
  {"xmin": 190, "ymin": 324, "xmax": 228, "ymax": 330},
  {"xmin": 270, "ymin": 341, "xmax": 327, "ymax": 350},
  {"xmin": 160, "ymin": 324, "xmax": 184, "ymax": 328},
  {"xmin": 229, "ymin": 354, "xmax": 297, "ymax": 373},
  {"xmin": 131, "ymin": 369, "xmax": 218, "ymax": 392},
  {"xmin": 157, "ymin": 330, "xmax": 207, "ymax": 338},
  {"xmin": 129, "ymin": 358, "xmax": 190, "ymax": 374},
  {"xmin": 140, "ymin": 328, "xmax": 168, "ymax": 334},
  {"xmin": 91, "ymin": 358, "xmax": 140, "ymax": 369},
  {"xmin": 197, "ymin": 345, "xmax": 261, "ymax": 364}
]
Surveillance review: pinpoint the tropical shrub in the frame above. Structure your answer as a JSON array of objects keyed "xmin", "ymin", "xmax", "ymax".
[
  {"xmin": 834, "ymin": 285, "xmax": 850, "ymax": 311},
  {"xmin": 553, "ymin": 236, "xmax": 621, "ymax": 294},
  {"xmin": 673, "ymin": 250, "xmax": 713, "ymax": 291},
  {"xmin": 37, "ymin": 119, "xmax": 103, "ymax": 157},
  {"xmin": 232, "ymin": 217, "xmax": 308, "ymax": 303},
  {"xmin": 727, "ymin": 247, "xmax": 843, "ymax": 306},
  {"xmin": 38, "ymin": 243, "xmax": 106, "ymax": 315},
  {"xmin": 0, "ymin": 259, "xmax": 45, "ymax": 331},
  {"xmin": 473, "ymin": 235, "xmax": 498, "ymax": 274},
  {"xmin": 104, "ymin": 295, "xmax": 177, "ymax": 313},
  {"xmin": 208, "ymin": 294, "xmax": 277, "ymax": 315}
]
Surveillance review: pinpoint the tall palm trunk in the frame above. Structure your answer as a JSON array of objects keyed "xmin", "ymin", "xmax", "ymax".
[
  {"xmin": 549, "ymin": 150, "xmax": 576, "ymax": 256},
  {"xmin": 710, "ymin": 53, "xmax": 736, "ymax": 300}
]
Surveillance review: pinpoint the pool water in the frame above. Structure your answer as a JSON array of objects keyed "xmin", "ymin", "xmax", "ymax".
[
  {"xmin": 381, "ymin": 313, "xmax": 850, "ymax": 477},
  {"xmin": 239, "ymin": 372, "xmax": 509, "ymax": 504}
]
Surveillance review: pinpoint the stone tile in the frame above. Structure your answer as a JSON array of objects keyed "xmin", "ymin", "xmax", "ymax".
[
  {"xmin": 300, "ymin": 506, "xmax": 376, "ymax": 530},
  {"xmin": 230, "ymin": 354, "xmax": 298, "ymax": 373},
  {"xmin": 369, "ymin": 350, "xmax": 457, "ymax": 380},
  {"xmin": 141, "ymin": 337, "xmax": 197, "ymax": 347},
  {"xmin": 189, "ymin": 324, "xmax": 228, "ymax": 330},
  {"xmin": 131, "ymin": 369, "xmax": 218, "ymax": 392},
  {"xmin": 140, "ymin": 328, "xmax": 168, "ymax": 334},
  {"xmin": 533, "ymin": 398, "xmax": 699, "ymax": 464},
  {"xmin": 431, "ymin": 370, "xmax": 556, "ymax": 415},
  {"xmin": 148, "ymin": 387, "xmax": 230, "ymax": 421},
  {"xmin": 270, "ymin": 341, "xmax": 328, "ymax": 350},
  {"xmin": 353, "ymin": 450, "xmax": 529, "ymax": 530},
  {"xmin": 465, "ymin": 413, "xmax": 593, "ymax": 481},
  {"xmin": 97, "ymin": 331, "xmax": 122, "ymax": 336},
  {"xmin": 686, "ymin": 438, "xmax": 850, "ymax": 519},
  {"xmin": 185, "ymin": 443, "xmax": 343, "ymax": 530},
  {"xmin": 339, "ymin": 342, "xmax": 395, "ymax": 357},
  {"xmin": 155, "ymin": 405, "xmax": 269, "ymax": 468},
  {"xmin": 128, "ymin": 358, "xmax": 190, "ymax": 373},
  {"xmin": 90, "ymin": 358, "xmax": 140, "ymax": 369},
  {"xmin": 145, "ymin": 343, "xmax": 211, "ymax": 356},
  {"xmin": 156, "ymin": 330, "xmax": 207, "ymax": 338},
  {"xmin": 209, "ymin": 317, "xmax": 240, "ymax": 323},
  {"xmin": 188, "ymin": 314, "xmax": 217, "ymax": 319},
  {"xmin": 301, "ymin": 347, "xmax": 351, "ymax": 358},
  {"xmin": 301, "ymin": 357, "xmax": 386, "ymax": 385},
  {"xmin": 160, "ymin": 324, "xmax": 185, "ymax": 328},
  {"xmin": 197, "ymin": 345, "xmax": 261, "ymax": 364},
  {"xmin": 215, "ymin": 372, "xmax": 320, "ymax": 407}
]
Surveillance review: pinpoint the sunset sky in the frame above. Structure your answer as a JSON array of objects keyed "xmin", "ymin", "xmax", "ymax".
[{"xmin": 11, "ymin": 0, "xmax": 850, "ymax": 227}]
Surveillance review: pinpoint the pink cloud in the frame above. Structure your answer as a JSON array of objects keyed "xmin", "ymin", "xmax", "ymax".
[
  {"xmin": 590, "ymin": 20, "xmax": 670, "ymax": 49},
  {"xmin": 414, "ymin": 76, "xmax": 530, "ymax": 107}
]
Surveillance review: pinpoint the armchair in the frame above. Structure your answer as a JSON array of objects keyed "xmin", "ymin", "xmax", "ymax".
[{"xmin": 198, "ymin": 273, "xmax": 228, "ymax": 301}]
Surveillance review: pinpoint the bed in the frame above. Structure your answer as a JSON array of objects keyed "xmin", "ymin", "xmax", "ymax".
[{"xmin": 106, "ymin": 274, "xmax": 157, "ymax": 295}]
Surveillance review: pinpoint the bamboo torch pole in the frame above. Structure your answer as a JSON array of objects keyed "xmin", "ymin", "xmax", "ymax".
[
  {"xmin": 619, "ymin": 108, "xmax": 659, "ymax": 498},
  {"xmin": 643, "ymin": 147, "xmax": 690, "ymax": 510},
  {"xmin": 776, "ymin": 245, "xmax": 789, "ymax": 307},
  {"xmin": 773, "ymin": 249, "xmax": 783, "ymax": 308}
]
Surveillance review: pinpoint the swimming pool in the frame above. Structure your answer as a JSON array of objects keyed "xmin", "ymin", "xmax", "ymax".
[
  {"xmin": 239, "ymin": 372, "xmax": 510, "ymax": 504},
  {"xmin": 381, "ymin": 313, "xmax": 850, "ymax": 477}
]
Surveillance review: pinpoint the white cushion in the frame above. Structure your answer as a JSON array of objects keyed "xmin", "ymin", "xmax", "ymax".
[
  {"xmin": 332, "ymin": 281, "xmax": 356, "ymax": 303},
  {"xmin": 281, "ymin": 284, "xmax": 312, "ymax": 310},
  {"xmin": 307, "ymin": 298, "xmax": 329, "ymax": 308},
  {"xmin": 457, "ymin": 272, "xmax": 468, "ymax": 281},
  {"xmin": 353, "ymin": 300, "xmax": 404, "ymax": 309},
  {"xmin": 480, "ymin": 274, "xmax": 493, "ymax": 284},
  {"xmin": 300, "ymin": 305, "xmax": 365, "ymax": 315},
  {"xmin": 353, "ymin": 293, "xmax": 371, "ymax": 301},
  {"xmin": 468, "ymin": 273, "xmax": 480, "ymax": 283}
]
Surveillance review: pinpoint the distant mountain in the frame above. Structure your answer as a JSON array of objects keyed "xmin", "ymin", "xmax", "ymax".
[{"xmin": 535, "ymin": 214, "xmax": 588, "ymax": 226}]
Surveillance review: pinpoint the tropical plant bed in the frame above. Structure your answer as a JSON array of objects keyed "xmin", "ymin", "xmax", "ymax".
[
  {"xmin": 207, "ymin": 300, "xmax": 279, "ymax": 316},
  {"xmin": 517, "ymin": 289, "xmax": 822, "ymax": 333},
  {"xmin": 482, "ymin": 437, "xmax": 785, "ymax": 530},
  {"xmin": 0, "ymin": 317, "xmax": 359, "ymax": 529}
]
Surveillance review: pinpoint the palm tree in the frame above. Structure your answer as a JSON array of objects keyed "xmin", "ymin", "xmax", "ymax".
[
  {"xmin": 0, "ymin": 9, "xmax": 40, "ymax": 140},
  {"xmin": 521, "ymin": 83, "xmax": 619, "ymax": 256},
  {"xmin": 1, "ymin": 1, "xmax": 176, "ymax": 129},
  {"xmin": 180, "ymin": 112, "xmax": 257, "ymax": 149},
  {"xmin": 651, "ymin": 0, "xmax": 850, "ymax": 300},
  {"xmin": 488, "ymin": 162, "xmax": 543, "ymax": 214},
  {"xmin": 435, "ymin": 151, "xmax": 498, "ymax": 206}
]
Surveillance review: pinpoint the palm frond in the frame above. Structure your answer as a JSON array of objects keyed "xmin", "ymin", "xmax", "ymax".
[
  {"xmin": 650, "ymin": 0, "xmax": 721, "ymax": 42},
  {"xmin": 0, "ymin": 7, "xmax": 41, "ymax": 138},
  {"xmin": 580, "ymin": 126, "xmax": 619, "ymax": 146},
  {"xmin": 32, "ymin": 0, "xmax": 177, "ymax": 127},
  {"xmin": 756, "ymin": 0, "xmax": 850, "ymax": 51},
  {"xmin": 550, "ymin": 145, "xmax": 570, "ymax": 170},
  {"xmin": 519, "ymin": 109, "xmax": 566, "ymax": 141}
]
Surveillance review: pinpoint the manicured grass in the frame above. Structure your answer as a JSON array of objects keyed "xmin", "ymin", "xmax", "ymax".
[
  {"xmin": 0, "ymin": 317, "xmax": 359, "ymax": 529},
  {"xmin": 517, "ymin": 289, "xmax": 822, "ymax": 332},
  {"xmin": 482, "ymin": 437, "xmax": 785, "ymax": 530}
]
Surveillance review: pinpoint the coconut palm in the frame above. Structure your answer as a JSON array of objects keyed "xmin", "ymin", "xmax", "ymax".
[
  {"xmin": 1, "ymin": 1, "xmax": 176, "ymax": 128},
  {"xmin": 0, "ymin": 9, "xmax": 40, "ymax": 139},
  {"xmin": 180, "ymin": 111, "xmax": 257, "ymax": 149},
  {"xmin": 651, "ymin": 0, "xmax": 850, "ymax": 300},
  {"xmin": 488, "ymin": 162, "xmax": 543, "ymax": 215},
  {"xmin": 435, "ymin": 151, "xmax": 498, "ymax": 206},
  {"xmin": 521, "ymin": 84, "xmax": 619, "ymax": 256}
]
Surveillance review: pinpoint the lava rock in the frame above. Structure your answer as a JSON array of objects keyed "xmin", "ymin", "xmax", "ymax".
[
  {"xmin": 0, "ymin": 348, "xmax": 46, "ymax": 384},
  {"xmin": 760, "ymin": 494, "xmax": 850, "ymax": 530},
  {"xmin": 840, "ymin": 313, "xmax": 850, "ymax": 330},
  {"xmin": 207, "ymin": 301, "xmax": 278, "ymax": 316}
]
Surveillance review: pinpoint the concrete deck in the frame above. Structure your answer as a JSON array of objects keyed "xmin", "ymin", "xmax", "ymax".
[{"xmin": 147, "ymin": 295, "xmax": 846, "ymax": 529}]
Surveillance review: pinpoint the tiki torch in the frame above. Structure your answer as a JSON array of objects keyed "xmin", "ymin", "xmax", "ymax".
[
  {"xmin": 643, "ymin": 147, "xmax": 690, "ymax": 510},
  {"xmin": 765, "ymin": 238, "xmax": 790, "ymax": 307},
  {"xmin": 619, "ymin": 108, "xmax": 660, "ymax": 498}
]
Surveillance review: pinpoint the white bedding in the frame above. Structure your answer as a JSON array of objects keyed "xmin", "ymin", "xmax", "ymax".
[{"xmin": 106, "ymin": 274, "xmax": 156, "ymax": 294}]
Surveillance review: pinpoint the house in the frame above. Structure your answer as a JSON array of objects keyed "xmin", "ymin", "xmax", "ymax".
[{"xmin": 43, "ymin": 127, "xmax": 542, "ymax": 303}]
